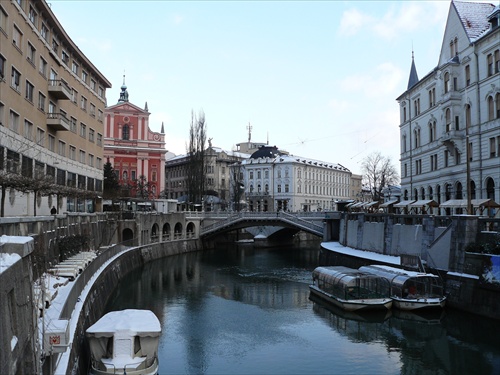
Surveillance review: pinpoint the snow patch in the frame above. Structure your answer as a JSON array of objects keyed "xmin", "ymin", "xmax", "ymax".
[{"xmin": 0, "ymin": 253, "xmax": 22, "ymax": 274}]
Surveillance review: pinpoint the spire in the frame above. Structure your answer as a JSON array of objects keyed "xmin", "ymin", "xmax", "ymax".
[
  {"xmin": 145, "ymin": 102, "xmax": 148, "ymax": 111},
  {"xmin": 118, "ymin": 72, "xmax": 129, "ymax": 102},
  {"xmin": 407, "ymin": 50, "xmax": 419, "ymax": 90},
  {"xmin": 161, "ymin": 122, "xmax": 164, "ymax": 133}
]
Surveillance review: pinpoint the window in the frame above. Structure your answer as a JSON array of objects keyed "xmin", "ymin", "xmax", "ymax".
[
  {"xmin": 90, "ymin": 103, "xmax": 95, "ymax": 117},
  {"xmin": 487, "ymin": 54, "xmax": 493, "ymax": 76},
  {"xmin": 97, "ymin": 133, "xmax": 102, "ymax": 146},
  {"xmin": 69, "ymin": 146, "xmax": 76, "ymax": 160},
  {"xmin": 82, "ymin": 70, "xmax": 88, "ymax": 83},
  {"xmin": 80, "ymin": 96, "xmax": 87, "ymax": 111},
  {"xmin": 96, "ymin": 157, "xmax": 102, "ymax": 169},
  {"xmin": 122, "ymin": 124, "xmax": 129, "ymax": 140},
  {"xmin": 98, "ymin": 109, "xmax": 103, "ymax": 122},
  {"xmin": 414, "ymin": 128, "xmax": 420, "ymax": 148},
  {"xmin": 88, "ymin": 154, "xmax": 94, "ymax": 167},
  {"xmin": 445, "ymin": 108, "xmax": 451, "ymax": 132},
  {"xmin": 415, "ymin": 159, "xmax": 422, "ymax": 175},
  {"xmin": 152, "ymin": 170, "xmax": 157, "ymax": 182},
  {"xmin": 80, "ymin": 123, "xmax": 86, "ymax": 138},
  {"xmin": 52, "ymin": 38, "xmax": 58, "ymax": 54},
  {"xmin": 48, "ymin": 101, "xmax": 55, "ymax": 115},
  {"xmin": 48, "ymin": 134, "xmax": 55, "ymax": 151},
  {"xmin": 89, "ymin": 128, "xmax": 95, "ymax": 142},
  {"xmin": 257, "ymin": 170, "xmax": 261, "ymax": 179},
  {"xmin": 285, "ymin": 184, "xmax": 289, "ymax": 193},
  {"xmin": 0, "ymin": 54, "xmax": 5, "ymax": 79},
  {"xmin": 9, "ymin": 110, "xmax": 19, "ymax": 133},
  {"xmin": 36, "ymin": 127, "xmax": 44, "ymax": 145},
  {"xmin": 455, "ymin": 116, "xmax": 460, "ymax": 131},
  {"xmin": 70, "ymin": 117, "xmax": 77, "ymax": 133},
  {"xmin": 497, "ymin": 93, "xmax": 500, "ymax": 119},
  {"xmin": 58, "ymin": 140, "xmax": 66, "ymax": 157},
  {"xmin": 90, "ymin": 79, "xmax": 96, "ymax": 90},
  {"xmin": 404, "ymin": 163, "xmax": 407, "ymax": 177},
  {"xmin": 72, "ymin": 61, "xmax": 78, "ymax": 75},
  {"xmin": 79, "ymin": 150, "xmax": 85, "ymax": 163},
  {"xmin": 11, "ymin": 67, "xmax": 21, "ymax": 91},
  {"xmin": 429, "ymin": 121, "xmax": 436, "ymax": 142},
  {"xmin": 38, "ymin": 91, "xmax": 45, "ymax": 112},
  {"xmin": 28, "ymin": 5, "xmax": 37, "ymax": 25},
  {"xmin": 39, "ymin": 57, "xmax": 47, "ymax": 77},
  {"xmin": 24, "ymin": 120, "xmax": 33, "ymax": 140},
  {"xmin": 465, "ymin": 104, "xmax": 471, "ymax": 128},
  {"xmin": 465, "ymin": 65, "xmax": 470, "ymax": 86},
  {"xmin": 25, "ymin": 80, "xmax": 34, "ymax": 102},
  {"xmin": 444, "ymin": 72, "xmax": 450, "ymax": 93},
  {"xmin": 27, "ymin": 42, "xmax": 36, "ymax": 64},
  {"xmin": 49, "ymin": 69, "xmax": 57, "ymax": 81},
  {"xmin": 71, "ymin": 88, "xmax": 78, "ymax": 104},
  {"xmin": 98, "ymin": 86, "xmax": 104, "ymax": 98},
  {"xmin": 13, "ymin": 25, "xmax": 22, "ymax": 50},
  {"xmin": 430, "ymin": 154, "xmax": 438, "ymax": 171},
  {"xmin": 495, "ymin": 50, "xmax": 500, "ymax": 74},
  {"xmin": 488, "ymin": 96, "xmax": 495, "ymax": 121},
  {"xmin": 7, "ymin": 150, "xmax": 20, "ymax": 173},
  {"xmin": 490, "ymin": 138, "xmax": 497, "ymax": 158},
  {"xmin": 455, "ymin": 150, "xmax": 461, "ymax": 165},
  {"xmin": 61, "ymin": 50, "xmax": 69, "ymax": 64},
  {"xmin": 40, "ymin": 22, "xmax": 49, "ymax": 39},
  {"xmin": 0, "ymin": 7, "xmax": 7, "ymax": 33},
  {"xmin": 35, "ymin": 161, "xmax": 44, "ymax": 179}
]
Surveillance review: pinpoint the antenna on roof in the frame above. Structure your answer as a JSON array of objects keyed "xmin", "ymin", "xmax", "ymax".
[{"xmin": 247, "ymin": 122, "xmax": 252, "ymax": 142}]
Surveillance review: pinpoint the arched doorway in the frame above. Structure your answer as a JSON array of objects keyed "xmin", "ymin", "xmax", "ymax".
[
  {"xmin": 486, "ymin": 177, "xmax": 495, "ymax": 200},
  {"xmin": 174, "ymin": 222, "xmax": 183, "ymax": 239},
  {"xmin": 162, "ymin": 223, "xmax": 171, "ymax": 240},
  {"xmin": 122, "ymin": 228, "xmax": 134, "ymax": 243},
  {"xmin": 186, "ymin": 222, "xmax": 195, "ymax": 238},
  {"xmin": 151, "ymin": 223, "xmax": 159, "ymax": 242}
]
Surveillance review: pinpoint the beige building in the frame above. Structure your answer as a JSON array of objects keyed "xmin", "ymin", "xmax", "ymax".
[{"xmin": 0, "ymin": 0, "xmax": 111, "ymax": 216}]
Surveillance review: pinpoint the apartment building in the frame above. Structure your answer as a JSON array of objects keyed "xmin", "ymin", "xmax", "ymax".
[
  {"xmin": 397, "ymin": 1, "xmax": 499, "ymax": 215},
  {"xmin": 0, "ymin": 0, "xmax": 111, "ymax": 215},
  {"xmin": 239, "ymin": 145, "xmax": 351, "ymax": 212}
]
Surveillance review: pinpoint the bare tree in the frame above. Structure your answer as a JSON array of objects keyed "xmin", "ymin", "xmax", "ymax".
[
  {"xmin": 186, "ymin": 110, "xmax": 207, "ymax": 209},
  {"xmin": 361, "ymin": 152, "xmax": 399, "ymax": 201},
  {"xmin": 229, "ymin": 161, "xmax": 244, "ymax": 211},
  {"xmin": 128, "ymin": 175, "xmax": 154, "ymax": 200}
]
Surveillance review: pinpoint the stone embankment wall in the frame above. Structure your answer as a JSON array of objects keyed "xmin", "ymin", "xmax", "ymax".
[{"xmin": 68, "ymin": 239, "xmax": 202, "ymax": 375}]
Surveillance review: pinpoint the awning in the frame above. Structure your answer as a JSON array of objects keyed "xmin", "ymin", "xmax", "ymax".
[
  {"xmin": 409, "ymin": 199, "xmax": 439, "ymax": 208},
  {"xmin": 350, "ymin": 202, "xmax": 365, "ymax": 208},
  {"xmin": 394, "ymin": 200, "xmax": 415, "ymax": 208},
  {"xmin": 471, "ymin": 199, "xmax": 500, "ymax": 208},
  {"xmin": 380, "ymin": 199, "xmax": 399, "ymax": 208},
  {"xmin": 439, "ymin": 199, "xmax": 468, "ymax": 208},
  {"xmin": 365, "ymin": 201, "xmax": 380, "ymax": 207}
]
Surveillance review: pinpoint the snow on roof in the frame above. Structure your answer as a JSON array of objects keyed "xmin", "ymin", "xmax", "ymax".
[
  {"xmin": 453, "ymin": 1, "xmax": 496, "ymax": 42},
  {"xmin": 243, "ymin": 153, "xmax": 349, "ymax": 172},
  {"xmin": 447, "ymin": 271, "xmax": 480, "ymax": 280},
  {"xmin": 321, "ymin": 242, "xmax": 401, "ymax": 265},
  {"xmin": 86, "ymin": 309, "xmax": 161, "ymax": 337},
  {"xmin": 0, "ymin": 253, "xmax": 22, "ymax": 274},
  {"xmin": 0, "ymin": 235, "xmax": 33, "ymax": 244}
]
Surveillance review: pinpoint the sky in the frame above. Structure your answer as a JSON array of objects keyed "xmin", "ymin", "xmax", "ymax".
[{"xmin": 48, "ymin": 0, "xmax": 462, "ymax": 175}]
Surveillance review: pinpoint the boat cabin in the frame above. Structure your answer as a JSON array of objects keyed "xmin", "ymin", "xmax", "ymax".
[{"xmin": 86, "ymin": 309, "xmax": 161, "ymax": 375}]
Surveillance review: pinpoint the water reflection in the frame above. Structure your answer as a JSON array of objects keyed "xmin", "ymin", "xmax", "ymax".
[{"xmin": 104, "ymin": 244, "xmax": 500, "ymax": 375}]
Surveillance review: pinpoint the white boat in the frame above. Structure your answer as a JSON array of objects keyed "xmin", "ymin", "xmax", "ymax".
[
  {"xmin": 359, "ymin": 265, "xmax": 446, "ymax": 310},
  {"xmin": 309, "ymin": 266, "xmax": 393, "ymax": 311},
  {"xmin": 86, "ymin": 309, "xmax": 161, "ymax": 375}
]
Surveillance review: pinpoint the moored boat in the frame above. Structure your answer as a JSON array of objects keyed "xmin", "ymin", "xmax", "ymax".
[
  {"xmin": 309, "ymin": 266, "xmax": 393, "ymax": 311},
  {"xmin": 86, "ymin": 309, "xmax": 161, "ymax": 375},
  {"xmin": 359, "ymin": 265, "xmax": 446, "ymax": 310}
]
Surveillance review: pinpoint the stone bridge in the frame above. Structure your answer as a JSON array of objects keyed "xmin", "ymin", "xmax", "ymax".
[{"xmin": 195, "ymin": 211, "xmax": 329, "ymax": 239}]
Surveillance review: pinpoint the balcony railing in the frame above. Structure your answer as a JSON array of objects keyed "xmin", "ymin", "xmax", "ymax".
[
  {"xmin": 47, "ymin": 112, "xmax": 70, "ymax": 131},
  {"xmin": 48, "ymin": 79, "xmax": 71, "ymax": 100}
]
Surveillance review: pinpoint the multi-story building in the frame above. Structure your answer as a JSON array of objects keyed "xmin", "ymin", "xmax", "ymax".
[
  {"xmin": 165, "ymin": 144, "xmax": 248, "ymax": 210},
  {"xmin": 397, "ymin": 1, "xmax": 499, "ymax": 215},
  {"xmin": 0, "ymin": 0, "xmax": 111, "ymax": 216},
  {"xmin": 238, "ymin": 145, "xmax": 351, "ymax": 212},
  {"xmin": 104, "ymin": 80, "xmax": 166, "ymax": 199}
]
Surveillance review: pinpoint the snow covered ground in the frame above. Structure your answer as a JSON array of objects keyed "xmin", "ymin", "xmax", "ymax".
[{"xmin": 321, "ymin": 241, "xmax": 401, "ymax": 265}]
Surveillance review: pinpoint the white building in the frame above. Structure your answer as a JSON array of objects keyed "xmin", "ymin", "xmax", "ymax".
[
  {"xmin": 397, "ymin": 1, "xmax": 500, "ymax": 215},
  {"xmin": 239, "ymin": 145, "xmax": 351, "ymax": 212}
]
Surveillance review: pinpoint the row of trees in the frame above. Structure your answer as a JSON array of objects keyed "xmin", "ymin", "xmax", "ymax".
[{"xmin": 103, "ymin": 161, "xmax": 155, "ymax": 202}]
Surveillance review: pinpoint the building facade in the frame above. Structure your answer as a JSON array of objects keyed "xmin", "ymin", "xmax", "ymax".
[
  {"xmin": 104, "ymin": 82, "xmax": 166, "ymax": 199},
  {"xmin": 0, "ymin": 0, "xmax": 111, "ymax": 216},
  {"xmin": 397, "ymin": 1, "xmax": 500, "ymax": 214},
  {"xmin": 238, "ymin": 146, "xmax": 351, "ymax": 212},
  {"xmin": 165, "ymin": 145, "xmax": 247, "ymax": 210}
]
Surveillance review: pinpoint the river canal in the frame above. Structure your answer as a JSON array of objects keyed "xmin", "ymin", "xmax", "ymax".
[{"xmin": 104, "ymin": 243, "xmax": 500, "ymax": 375}]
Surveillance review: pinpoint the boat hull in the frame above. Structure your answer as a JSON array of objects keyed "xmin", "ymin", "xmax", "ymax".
[
  {"xmin": 309, "ymin": 285, "xmax": 392, "ymax": 311},
  {"xmin": 392, "ymin": 297, "xmax": 446, "ymax": 311},
  {"xmin": 89, "ymin": 358, "xmax": 158, "ymax": 375}
]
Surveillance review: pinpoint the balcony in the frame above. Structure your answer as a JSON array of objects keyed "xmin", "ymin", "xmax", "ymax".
[
  {"xmin": 441, "ymin": 129, "xmax": 465, "ymax": 153},
  {"xmin": 47, "ymin": 112, "xmax": 70, "ymax": 131},
  {"xmin": 48, "ymin": 80, "xmax": 71, "ymax": 100}
]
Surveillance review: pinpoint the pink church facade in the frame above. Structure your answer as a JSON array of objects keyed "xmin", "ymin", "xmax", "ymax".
[{"xmin": 104, "ymin": 81, "xmax": 166, "ymax": 198}]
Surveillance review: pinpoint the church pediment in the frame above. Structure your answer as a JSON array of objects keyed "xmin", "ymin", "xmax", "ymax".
[{"xmin": 106, "ymin": 102, "xmax": 148, "ymax": 114}]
